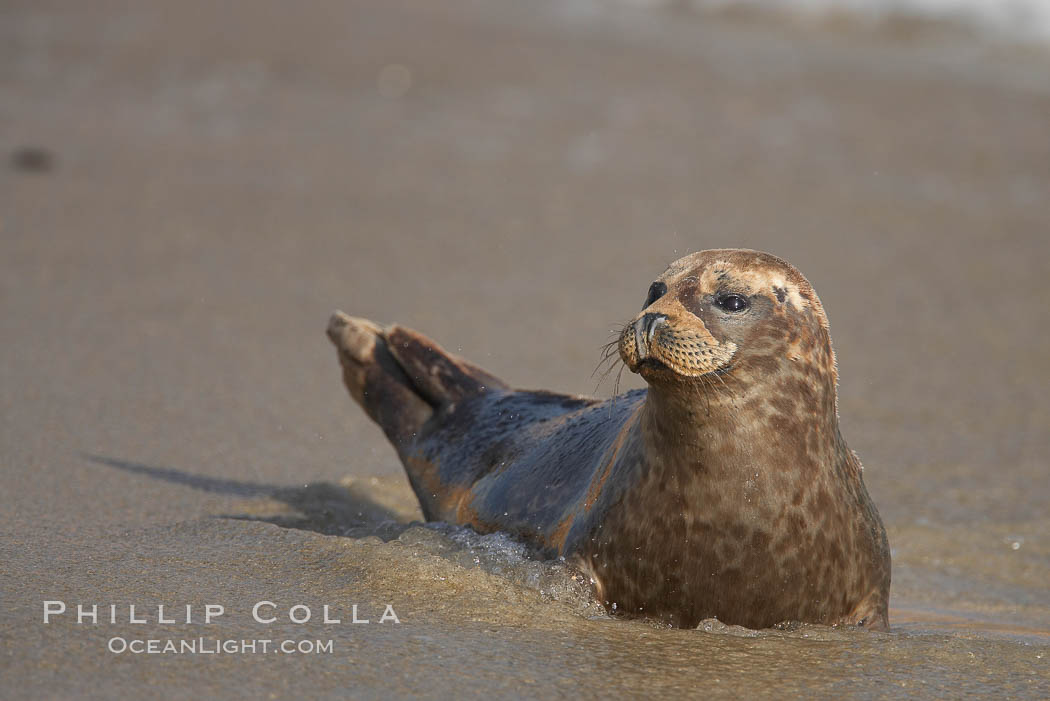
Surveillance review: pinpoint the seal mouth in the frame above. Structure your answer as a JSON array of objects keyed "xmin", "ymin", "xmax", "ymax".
[
  {"xmin": 634, "ymin": 356, "xmax": 694, "ymax": 383},
  {"xmin": 636, "ymin": 357, "xmax": 670, "ymax": 372},
  {"xmin": 708, "ymin": 363, "xmax": 734, "ymax": 377},
  {"xmin": 635, "ymin": 356, "xmax": 733, "ymax": 381}
]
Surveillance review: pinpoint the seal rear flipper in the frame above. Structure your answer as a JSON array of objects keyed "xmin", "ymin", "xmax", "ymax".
[
  {"xmin": 327, "ymin": 311, "xmax": 434, "ymax": 447},
  {"xmin": 327, "ymin": 311, "xmax": 508, "ymax": 446},
  {"xmin": 384, "ymin": 325, "xmax": 509, "ymax": 405}
]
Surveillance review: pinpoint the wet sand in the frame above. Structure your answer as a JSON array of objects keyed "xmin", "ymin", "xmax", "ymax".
[{"xmin": 2, "ymin": 0, "xmax": 1049, "ymax": 697}]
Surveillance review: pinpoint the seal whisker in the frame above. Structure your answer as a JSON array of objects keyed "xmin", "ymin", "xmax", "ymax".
[
  {"xmin": 593, "ymin": 340, "xmax": 624, "ymax": 380},
  {"xmin": 596, "ymin": 339, "xmax": 620, "ymax": 362},
  {"xmin": 706, "ymin": 368, "xmax": 736, "ymax": 401},
  {"xmin": 593, "ymin": 357, "xmax": 624, "ymax": 395},
  {"xmin": 593, "ymin": 351, "xmax": 616, "ymax": 371},
  {"xmin": 695, "ymin": 373, "xmax": 714, "ymax": 416},
  {"xmin": 600, "ymin": 361, "xmax": 629, "ymax": 416},
  {"xmin": 592, "ymin": 321, "xmax": 631, "ymax": 397},
  {"xmin": 591, "ymin": 349, "xmax": 616, "ymax": 377}
]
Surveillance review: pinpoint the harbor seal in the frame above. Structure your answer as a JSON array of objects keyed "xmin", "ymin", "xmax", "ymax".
[{"xmin": 327, "ymin": 249, "xmax": 890, "ymax": 630}]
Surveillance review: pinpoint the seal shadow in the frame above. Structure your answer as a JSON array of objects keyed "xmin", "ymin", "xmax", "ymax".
[{"xmin": 83, "ymin": 454, "xmax": 418, "ymax": 541}]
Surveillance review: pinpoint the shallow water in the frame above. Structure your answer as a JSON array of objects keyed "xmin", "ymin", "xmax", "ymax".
[
  {"xmin": 2, "ymin": 0, "xmax": 1049, "ymax": 697},
  {"xmin": 8, "ymin": 465, "xmax": 1046, "ymax": 698}
]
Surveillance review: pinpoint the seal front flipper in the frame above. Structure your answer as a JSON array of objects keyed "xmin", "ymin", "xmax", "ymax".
[{"xmin": 326, "ymin": 311, "xmax": 507, "ymax": 447}]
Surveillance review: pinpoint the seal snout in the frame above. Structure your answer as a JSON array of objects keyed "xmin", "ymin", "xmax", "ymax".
[{"xmin": 620, "ymin": 305, "xmax": 736, "ymax": 379}]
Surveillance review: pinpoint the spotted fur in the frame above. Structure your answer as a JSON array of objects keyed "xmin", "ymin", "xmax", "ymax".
[{"xmin": 327, "ymin": 249, "xmax": 891, "ymax": 630}]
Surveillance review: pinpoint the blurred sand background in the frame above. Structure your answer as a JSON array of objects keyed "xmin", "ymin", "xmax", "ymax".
[{"xmin": 2, "ymin": 0, "xmax": 1049, "ymax": 697}]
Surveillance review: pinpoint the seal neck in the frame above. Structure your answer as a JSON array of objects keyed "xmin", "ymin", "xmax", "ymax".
[
  {"xmin": 639, "ymin": 383, "xmax": 724, "ymax": 450},
  {"xmin": 638, "ymin": 373, "xmax": 843, "ymax": 482}
]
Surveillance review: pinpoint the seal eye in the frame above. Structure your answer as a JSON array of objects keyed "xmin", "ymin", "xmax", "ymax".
[
  {"xmin": 643, "ymin": 281, "xmax": 667, "ymax": 309},
  {"xmin": 716, "ymin": 294, "xmax": 749, "ymax": 313}
]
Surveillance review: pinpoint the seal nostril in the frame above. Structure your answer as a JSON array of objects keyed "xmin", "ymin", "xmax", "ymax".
[
  {"xmin": 634, "ymin": 313, "xmax": 667, "ymax": 352},
  {"xmin": 647, "ymin": 314, "xmax": 666, "ymax": 343}
]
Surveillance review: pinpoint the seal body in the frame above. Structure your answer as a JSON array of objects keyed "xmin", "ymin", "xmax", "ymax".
[{"xmin": 327, "ymin": 249, "xmax": 891, "ymax": 629}]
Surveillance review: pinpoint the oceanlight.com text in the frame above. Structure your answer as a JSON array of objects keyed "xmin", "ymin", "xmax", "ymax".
[{"xmin": 107, "ymin": 637, "xmax": 335, "ymax": 655}]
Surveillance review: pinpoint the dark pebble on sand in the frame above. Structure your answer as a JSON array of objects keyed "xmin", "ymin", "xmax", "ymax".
[{"xmin": 10, "ymin": 146, "xmax": 55, "ymax": 174}]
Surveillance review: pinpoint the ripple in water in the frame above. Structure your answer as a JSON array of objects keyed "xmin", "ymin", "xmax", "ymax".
[{"xmin": 391, "ymin": 523, "xmax": 609, "ymax": 619}]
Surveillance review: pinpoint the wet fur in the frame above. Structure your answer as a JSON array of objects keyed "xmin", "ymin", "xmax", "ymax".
[{"xmin": 327, "ymin": 249, "xmax": 891, "ymax": 630}]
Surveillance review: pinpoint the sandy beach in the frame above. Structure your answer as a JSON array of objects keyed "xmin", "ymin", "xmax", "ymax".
[{"xmin": 2, "ymin": 0, "xmax": 1049, "ymax": 697}]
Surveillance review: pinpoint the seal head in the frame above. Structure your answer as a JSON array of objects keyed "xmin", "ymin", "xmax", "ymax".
[{"xmin": 621, "ymin": 249, "xmax": 830, "ymax": 387}]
